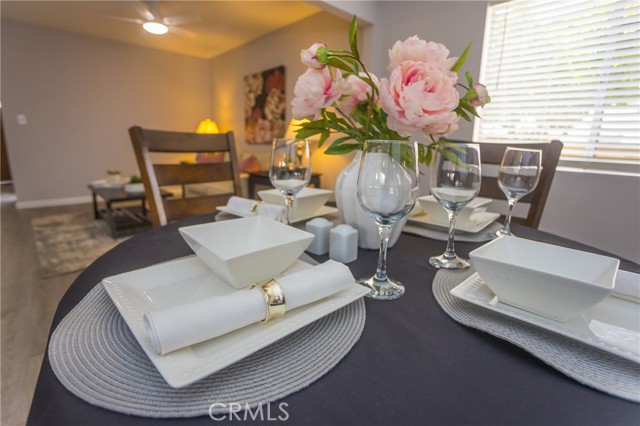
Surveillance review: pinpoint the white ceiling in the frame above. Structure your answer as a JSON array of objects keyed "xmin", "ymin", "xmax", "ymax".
[{"xmin": 1, "ymin": 1, "xmax": 323, "ymax": 59}]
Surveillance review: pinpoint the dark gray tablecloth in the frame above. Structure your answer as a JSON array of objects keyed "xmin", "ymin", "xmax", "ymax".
[{"xmin": 27, "ymin": 215, "xmax": 640, "ymax": 425}]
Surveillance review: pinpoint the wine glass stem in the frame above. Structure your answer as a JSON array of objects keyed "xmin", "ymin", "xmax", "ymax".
[
  {"xmin": 374, "ymin": 224, "xmax": 392, "ymax": 282},
  {"xmin": 502, "ymin": 199, "xmax": 517, "ymax": 235},
  {"xmin": 285, "ymin": 196, "xmax": 294, "ymax": 225},
  {"xmin": 444, "ymin": 211, "xmax": 458, "ymax": 260}
]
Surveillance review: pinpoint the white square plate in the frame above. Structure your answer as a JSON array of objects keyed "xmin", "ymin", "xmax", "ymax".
[
  {"xmin": 450, "ymin": 272, "xmax": 640, "ymax": 363},
  {"xmin": 102, "ymin": 255, "xmax": 369, "ymax": 388},
  {"xmin": 407, "ymin": 211, "xmax": 500, "ymax": 233},
  {"xmin": 216, "ymin": 205, "xmax": 338, "ymax": 223}
]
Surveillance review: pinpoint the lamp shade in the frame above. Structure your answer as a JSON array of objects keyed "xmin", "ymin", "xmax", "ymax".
[
  {"xmin": 284, "ymin": 119, "xmax": 309, "ymax": 139},
  {"xmin": 196, "ymin": 119, "xmax": 220, "ymax": 134}
]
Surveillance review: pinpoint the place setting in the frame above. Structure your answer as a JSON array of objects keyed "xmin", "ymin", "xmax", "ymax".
[
  {"xmin": 415, "ymin": 143, "xmax": 640, "ymax": 402},
  {"xmin": 48, "ymin": 208, "xmax": 371, "ymax": 416},
  {"xmin": 215, "ymin": 138, "xmax": 338, "ymax": 224}
]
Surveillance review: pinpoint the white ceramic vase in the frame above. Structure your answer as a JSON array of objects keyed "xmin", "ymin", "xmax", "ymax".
[{"xmin": 334, "ymin": 151, "xmax": 406, "ymax": 249}]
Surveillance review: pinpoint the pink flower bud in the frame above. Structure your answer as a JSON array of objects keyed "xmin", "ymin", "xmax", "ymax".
[
  {"xmin": 468, "ymin": 83, "xmax": 491, "ymax": 107},
  {"xmin": 300, "ymin": 42, "xmax": 327, "ymax": 69}
]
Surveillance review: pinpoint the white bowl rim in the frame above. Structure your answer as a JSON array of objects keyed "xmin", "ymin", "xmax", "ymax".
[
  {"xmin": 469, "ymin": 236, "xmax": 618, "ymax": 290},
  {"xmin": 179, "ymin": 216, "xmax": 314, "ymax": 261}
]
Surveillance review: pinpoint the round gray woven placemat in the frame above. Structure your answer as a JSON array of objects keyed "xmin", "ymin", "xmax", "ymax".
[
  {"xmin": 49, "ymin": 284, "xmax": 366, "ymax": 418},
  {"xmin": 403, "ymin": 221, "xmax": 502, "ymax": 242},
  {"xmin": 433, "ymin": 269, "xmax": 640, "ymax": 403}
]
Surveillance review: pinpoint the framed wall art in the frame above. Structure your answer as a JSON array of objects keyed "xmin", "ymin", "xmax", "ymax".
[{"xmin": 244, "ymin": 65, "xmax": 286, "ymax": 144}]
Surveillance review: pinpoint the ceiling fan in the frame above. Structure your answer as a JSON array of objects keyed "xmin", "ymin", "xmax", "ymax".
[{"xmin": 101, "ymin": 0, "xmax": 200, "ymax": 37}]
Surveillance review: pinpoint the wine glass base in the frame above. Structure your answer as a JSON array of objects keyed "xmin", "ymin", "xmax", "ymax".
[
  {"xmin": 429, "ymin": 255, "xmax": 471, "ymax": 270},
  {"xmin": 357, "ymin": 276, "xmax": 405, "ymax": 300},
  {"xmin": 490, "ymin": 228, "xmax": 511, "ymax": 239}
]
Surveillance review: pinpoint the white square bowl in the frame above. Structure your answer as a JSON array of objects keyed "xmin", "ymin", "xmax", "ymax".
[
  {"xmin": 418, "ymin": 195, "xmax": 492, "ymax": 223},
  {"xmin": 469, "ymin": 236, "xmax": 619, "ymax": 322},
  {"xmin": 258, "ymin": 187, "xmax": 333, "ymax": 219},
  {"xmin": 179, "ymin": 216, "xmax": 314, "ymax": 289}
]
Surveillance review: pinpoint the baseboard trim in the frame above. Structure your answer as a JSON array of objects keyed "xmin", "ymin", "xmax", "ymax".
[{"xmin": 16, "ymin": 195, "xmax": 92, "ymax": 209}]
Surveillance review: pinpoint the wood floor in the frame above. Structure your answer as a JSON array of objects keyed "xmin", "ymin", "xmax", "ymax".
[{"xmin": 1, "ymin": 186, "xmax": 92, "ymax": 426}]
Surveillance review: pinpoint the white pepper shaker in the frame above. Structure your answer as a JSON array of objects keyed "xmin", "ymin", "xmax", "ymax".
[
  {"xmin": 329, "ymin": 224, "xmax": 358, "ymax": 263},
  {"xmin": 305, "ymin": 217, "xmax": 332, "ymax": 255}
]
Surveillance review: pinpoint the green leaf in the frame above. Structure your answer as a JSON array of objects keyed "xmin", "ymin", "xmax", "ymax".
[
  {"xmin": 326, "ymin": 143, "xmax": 360, "ymax": 155},
  {"xmin": 454, "ymin": 106, "xmax": 471, "ymax": 121},
  {"xmin": 465, "ymin": 71, "xmax": 474, "ymax": 87},
  {"xmin": 295, "ymin": 127, "xmax": 323, "ymax": 139},
  {"xmin": 349, "ymin": 15, "xmax": 360, "ymax": 60},
  {"xmin": 318, "ymin": 132, "xmax": 330, "ymax": 147},
  {"xmin": 452, "ymin": 42, "xmax": 472, "ymax": 72},
  {"xmin": 327, "ymin": 57, "xmax": 354, "ymax": 73},
  {"xmin": 459, "ymin": 101, "xmax": 481, "ymax": 118}
]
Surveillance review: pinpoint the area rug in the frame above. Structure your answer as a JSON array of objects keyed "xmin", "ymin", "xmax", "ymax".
[{"xmin": 31, "ymin": 212, "xmax": 128, "ymax": 278}]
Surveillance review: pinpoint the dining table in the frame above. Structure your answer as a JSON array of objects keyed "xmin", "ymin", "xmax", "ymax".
[{"xmin": 27, "ymin": 212, "xmax": 640, "ymax": 425}]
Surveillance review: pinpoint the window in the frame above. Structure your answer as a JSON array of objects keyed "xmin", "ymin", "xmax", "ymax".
[{"xmin": 474, "ymin": 0, "xmax": 640, "ymax": 174}]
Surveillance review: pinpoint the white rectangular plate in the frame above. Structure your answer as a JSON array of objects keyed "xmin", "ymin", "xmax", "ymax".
[
  {"xmin": 102, "ymin": 256, "xmax": 368, "ymax": 388},
  {"xmin": 450, "ymin": 272, "xmax": 640, "ymax": 363},
  {"xmin": 407, "ymin": 211, "xmax": 500, "ymax": 233},
  {"xmin": 216, "ymin": 205, "xmax": 338, "ymax": 223}
]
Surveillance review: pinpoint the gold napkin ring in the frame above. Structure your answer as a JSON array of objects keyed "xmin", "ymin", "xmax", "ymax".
[
  {"xmin": 251, "ymin": 279, "xmax": 286, "ymax": 322},
  {"xmin": 250, "ymin": 200, "xmax": 262, "ymax": 213}
]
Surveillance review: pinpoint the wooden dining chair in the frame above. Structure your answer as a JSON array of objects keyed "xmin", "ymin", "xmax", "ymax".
[
  {"xmin": 447, "ymin": 139, "xmax": 563, "ymax": 229},
  {"xmin": 129, "ymin": 126, "xmax": 242, "ymax": 227}
]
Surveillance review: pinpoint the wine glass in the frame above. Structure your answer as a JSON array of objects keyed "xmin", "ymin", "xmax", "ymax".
[
  {"xmin": 356, "ymin": 140, "xmax": 419, "ymax": 300},
  {"xmin": 496, "ymin": 147, "xmax": 542, "ymax": 236},
  {"xmin": 429, "ymin": 143, "xmax": 481, "ymax": 270},
  {"xmin": 269, "ymin": 138, "xmax": 311, "ymax": 225}
]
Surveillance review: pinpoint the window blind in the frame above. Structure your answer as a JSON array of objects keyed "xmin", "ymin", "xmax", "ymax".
[{"xmin": 474, "ymin": 0, "xmax": 640, "ymax": 173}]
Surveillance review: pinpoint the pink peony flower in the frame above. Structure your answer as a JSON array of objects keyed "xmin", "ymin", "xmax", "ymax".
[
  {"xmin": 388, "ymin": 36, "xmax": 458, "ymax": 81},
  {"xmin": 336, "ymin": 72, "xmax": 380, "ymax": 116},
  {"xmin": 291, "ymin": 67, "xmax": 346, "ymax": 119},
  {"xmin": 468, "ymin": 83, "xmax": 491, "ymax": 108},
  {"xmin": 379, "ymin": 60, "xmax": 460, "ymax": 139},
  {"xmin": 300, "ymin": 42, "xmax": 327, "ymax": 69}
]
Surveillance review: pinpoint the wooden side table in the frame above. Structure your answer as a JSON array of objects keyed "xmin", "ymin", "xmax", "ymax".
[
  {"xmin": 88, "ymin": 184, "xmax": 172, "ymax": 238},
  {"xmin": 247, "ymin": 171, "xmax": 322, "ymax": 199}
]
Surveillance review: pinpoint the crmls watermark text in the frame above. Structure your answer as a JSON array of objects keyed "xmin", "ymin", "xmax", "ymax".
[{"xmin": 209, "ymin": 402, "xmax": 289, "ymax": 421}]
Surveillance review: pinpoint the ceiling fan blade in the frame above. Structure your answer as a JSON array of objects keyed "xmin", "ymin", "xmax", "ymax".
[
  {"xmin": 100, "ymin": 14, "xmax": 145, "ymax": 25},
  {"xmin": 169, "ymin": 26, "xmax": 198, "ymax": 39},
  {"xmin": 163, "ymin": 12, "xmax": 201, "ymax": 27},
  {"xmin": 133, "ymin": 1, "xmax": 156, "ymax": 22}
]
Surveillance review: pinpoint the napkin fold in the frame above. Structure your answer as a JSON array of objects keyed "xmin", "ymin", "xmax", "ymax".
[
  {"xmin": 143, "ymin": 260, "xmax": 355, "ymax": 355},
  {"xmin": 227, "ymin": 196, "xmax": 286, "ymax": 222}
]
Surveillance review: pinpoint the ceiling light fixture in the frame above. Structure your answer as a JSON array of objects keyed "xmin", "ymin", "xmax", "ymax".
[{"xmin": 143, "ymin": 21, "xmax": 168, "ymax": 35}]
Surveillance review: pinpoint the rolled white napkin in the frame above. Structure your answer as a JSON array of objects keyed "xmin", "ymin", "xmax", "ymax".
[
  {"xmin": 143, "ymin": 260, "xmax": 355, "ymax": 355},
  {"xmin": 227, "ymin": 196, "xmax": 286, "ymax": 222}
]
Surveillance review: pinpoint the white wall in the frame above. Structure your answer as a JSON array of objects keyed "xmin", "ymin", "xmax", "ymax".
[{"xmin": 1, "ymin": 19, "xmax": 210, "ymax": 207}]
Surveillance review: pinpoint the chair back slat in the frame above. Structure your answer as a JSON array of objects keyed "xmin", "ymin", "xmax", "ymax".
[
  {"xmin": 163, "ymin": 194, "xmax": 234, "ymax": 222},
  {"xmin": 141, "ymin": 129, "xmax": 233, "ymax": 152},
  {"xmin": 153, "ymin": 163, "xmax": 235, "ymax": 186}
]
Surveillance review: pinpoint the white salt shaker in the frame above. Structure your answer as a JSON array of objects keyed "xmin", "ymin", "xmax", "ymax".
[
  {"xmin": 329, "ymin": 224, "xmax": 358, "ymax": 263},
  {"xmin": 305, "ymin": 217, "xmax": 332, "ymax": 255}
]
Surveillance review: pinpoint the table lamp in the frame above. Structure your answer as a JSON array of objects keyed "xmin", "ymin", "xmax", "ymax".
[{"xmin": 196, "ymin": 118, "xmax": 220, "ymax": 134}]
